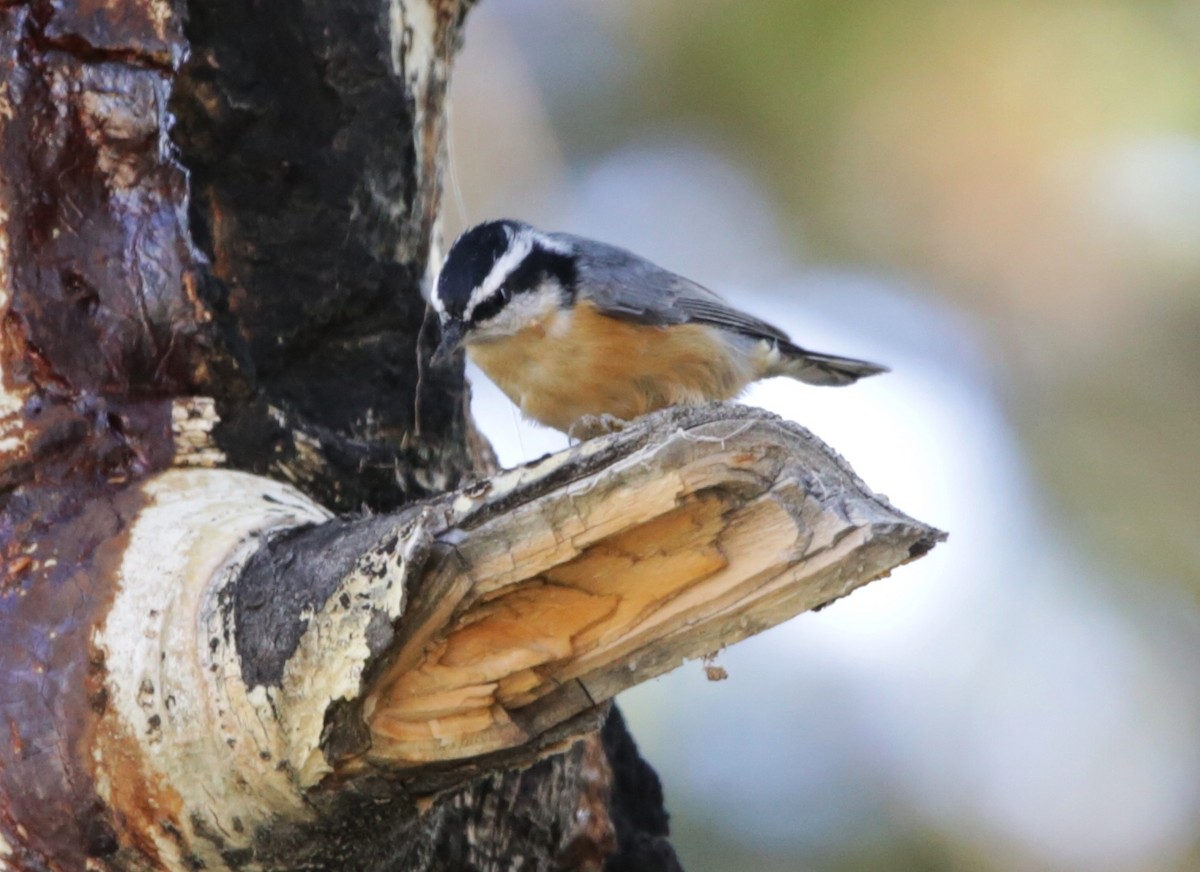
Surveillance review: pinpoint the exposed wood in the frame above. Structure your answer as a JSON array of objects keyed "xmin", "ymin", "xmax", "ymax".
[
  {"xmin": 171, "ymin": 396, "xmax": 226, "ymax": 467},
  {"xmin": 358, "ymin": 403, "xmax": 943, "ymax": 772}
]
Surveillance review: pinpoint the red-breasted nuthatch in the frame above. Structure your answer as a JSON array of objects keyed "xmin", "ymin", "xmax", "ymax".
[{"xmin": 432, "ymin": 219, "xmax": 886, "ymax": 434}]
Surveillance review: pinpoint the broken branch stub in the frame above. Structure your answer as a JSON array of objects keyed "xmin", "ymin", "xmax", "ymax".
[
  {"xmin": 96, "ymin": 403, "xmax": 942, "ymax": 864},
  {"xmin": 354, "ymin": 403, "xmax": 944, "ymax": 769},
  {"xmin": 234, "ymin": 402, "xmax": 942, "ymax": 780}
]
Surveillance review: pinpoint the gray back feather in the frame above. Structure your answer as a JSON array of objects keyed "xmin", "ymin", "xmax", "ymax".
[{"xmin": 550, "ymin": 233, "xmax": 790, "ymax": 343}]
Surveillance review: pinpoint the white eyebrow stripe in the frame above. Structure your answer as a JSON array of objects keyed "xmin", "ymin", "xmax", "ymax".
[
  {"xmin": 464, "ymin": 225, "xmax": 533, "ymax": 321},
  {"xmin": 530, "ymin": 229, "xmax": 571, "ymax": 255},
  {"xmin": 429, "ymin": 285, "xmax": 447, "ymax": 317}
]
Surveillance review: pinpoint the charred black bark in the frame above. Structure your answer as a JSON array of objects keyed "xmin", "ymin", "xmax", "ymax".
[
  {"xmin": 170, "ymin": 0, "xmax": 475, "ymax": 513},
  {"xmin": 248, "ymin": 729, "xmax": 619, "ymax": 872},
  {"xmin": 602, "ymin": 708, "xmax": 684, "ymax": 872},
  {"xmin": 230, "ymin": 512, "xmax": 410, "ymax": 688}
]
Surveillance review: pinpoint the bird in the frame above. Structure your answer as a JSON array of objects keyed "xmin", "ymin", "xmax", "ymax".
[{"xmin": 431, "ymin": 219, "xmax": 886, "ymax": 435}]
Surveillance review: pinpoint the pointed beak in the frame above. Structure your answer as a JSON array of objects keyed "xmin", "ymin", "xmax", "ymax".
[{"xmin": 432, "ymin": 319, "xmax": 466, "ymax": 367}]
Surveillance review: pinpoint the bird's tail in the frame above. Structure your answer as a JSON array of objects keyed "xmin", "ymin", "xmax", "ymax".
[{"xmin": 769, "ymin": 340, "xmax": 889, "ymax": 386}]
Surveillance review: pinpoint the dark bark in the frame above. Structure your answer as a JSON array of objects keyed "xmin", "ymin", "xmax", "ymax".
[
  {"xmin": 0, "ymin": 2, "xmax": 199, "ymax": 866},
  {"xmin": 602, "ymin": 708, "xmax": 684, "ymax": 872},
  {"xmin": 169, "ymin": 0, "xmax": 478, "ymax": 513},
  {"xmin": 250, "ymin": 723, "xmax": 621, "ymax": 872},
  {"xmin": 231, "ymin": 513, "xmax": 408, "ymax": 688}
]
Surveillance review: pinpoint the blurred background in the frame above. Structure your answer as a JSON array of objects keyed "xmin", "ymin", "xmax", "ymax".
[{"xmin": 442, "ymin": 2, "xmax": 1200, "ymax": 870}]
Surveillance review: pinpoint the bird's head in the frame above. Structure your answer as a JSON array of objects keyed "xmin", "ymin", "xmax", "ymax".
[{"xmin": 431, "ymin": 219, "xmax": 577, "ymax": 364}]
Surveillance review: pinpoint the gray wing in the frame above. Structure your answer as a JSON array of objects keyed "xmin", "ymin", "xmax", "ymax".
[
  {"xmin": 552, "ymin": 233, "xmax": 791, "ymax": 343},
  {"xmin": 551, "ymin": 232, "xmax": 889, "ymax": 386}
]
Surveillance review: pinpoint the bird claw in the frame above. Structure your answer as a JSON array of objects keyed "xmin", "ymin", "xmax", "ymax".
[{"xmin": 568, "ymin": 413, "xmax": 629, "ymax": 442}]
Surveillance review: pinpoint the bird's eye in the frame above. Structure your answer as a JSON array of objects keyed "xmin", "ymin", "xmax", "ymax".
[{"xmin": 471, "ymin": 286, "xmax": 510, "ymax": 324}]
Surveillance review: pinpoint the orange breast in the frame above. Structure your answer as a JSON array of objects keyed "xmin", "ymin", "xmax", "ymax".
[{"xmin": 467, "ymin": 302, "xmax": 757, "ymax": 432}]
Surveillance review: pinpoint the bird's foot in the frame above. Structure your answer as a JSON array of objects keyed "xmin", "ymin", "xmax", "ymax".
[{"xmin": 568, "ymin": 413, "xmax": 630, "ymax": 442}]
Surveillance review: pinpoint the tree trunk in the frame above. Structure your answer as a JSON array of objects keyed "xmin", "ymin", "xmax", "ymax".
[{"xmin": 0, "ymin": 2, "xmax": 943, "ymax": 870}]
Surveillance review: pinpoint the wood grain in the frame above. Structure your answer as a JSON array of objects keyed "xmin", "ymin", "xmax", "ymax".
[{"xmin": 354, "ymin": 403, "xmax": 945, "ymax": 770}]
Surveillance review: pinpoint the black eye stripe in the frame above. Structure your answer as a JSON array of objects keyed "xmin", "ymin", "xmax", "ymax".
[{"xmin": 471, "ymin": 290, "xmax": 508, "ymax": 324}]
